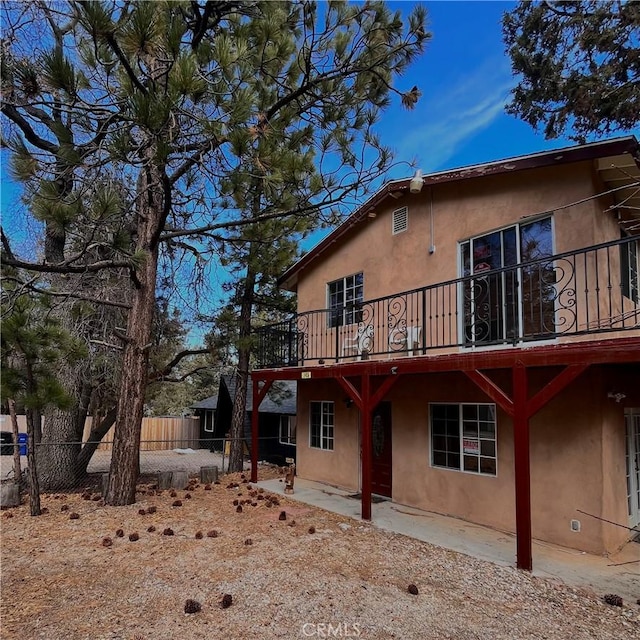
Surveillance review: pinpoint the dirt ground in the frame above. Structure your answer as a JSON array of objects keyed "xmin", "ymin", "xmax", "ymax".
[{"xmin": 1, "ymin": 465, "xmax": 638, "ymax": 640}]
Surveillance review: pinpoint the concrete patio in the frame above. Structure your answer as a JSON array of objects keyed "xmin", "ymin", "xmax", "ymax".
[{"xmin": 258, "ymin": 476, "xmax": 640, "ymax": 605}]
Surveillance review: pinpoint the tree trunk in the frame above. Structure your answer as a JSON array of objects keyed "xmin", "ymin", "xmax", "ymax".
[
  {"xmin": 26, "ymin": 409, "xmax": 41, "ymax": 516},
  {"xmin": 23, "ymin": 362, "xmax": 41, "ymax": 515},
  {"xmin": 37, "ymin": 351, "xmax": 87, "ymax": 490},
  {"xmin": 105, "ymin": 158, "xmax": 162, "ymax": 506},
  {"xmin": 35, "ymin": 129, "xmax": 88, "ymax": 488},
  {"xmin": 37, "ymin": 406, "xmax": 84, "ymax": 490},
  {"xmin": 8, "ymin": 399, "xmax": 22, "ymax": 486},
  {"xmin": 76, "ymin": 408, "xmax": 116, "ymax": 476},
  {"xmin": 228, "ymin": 267, "xmax": 256, "ymax": 473}
]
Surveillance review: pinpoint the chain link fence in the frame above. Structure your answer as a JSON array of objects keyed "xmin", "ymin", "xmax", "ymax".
[{"xmin": 0, "ymin": 436, "xmax": 291, "ymax": 497}]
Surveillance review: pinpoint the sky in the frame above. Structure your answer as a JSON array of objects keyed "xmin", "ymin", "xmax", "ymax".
[{"xmin": 378, "ymin": 0, "xmax": 575, "ymax": 177}]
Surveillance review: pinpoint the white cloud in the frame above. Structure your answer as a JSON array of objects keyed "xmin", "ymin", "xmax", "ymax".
[{"xmin": 396, "ymin": 59, "xmax": 514, "ymax": 171}]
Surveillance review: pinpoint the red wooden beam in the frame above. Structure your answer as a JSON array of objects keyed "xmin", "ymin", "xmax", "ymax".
[
  {"xmin": 335, "ymin": 376, "xmax": 362, "ymax": 411},
  {"xmin": 256, "ymin": 379, "xmax": 274, "ymax": 405},
  {"xmin": 464, "ymin": 370, "xmax": 514, "ymax": 417},
  {"xmin": 526, "ymin": 364, "xmax": 588, "ymax": 418},
  {"xmin": 250, "ymin": 379, "xmax": 273, "ymax": 483},
  {"xmin": 253, "ymin": 337, "xmax": 640, "ymax": 380},
  {"xmin": 361, "ymin": 374, "xmax": 372, "ymax": 521},
  {"xmin": 371, "ymin": 374, "xmax": 400, "ymax": 407},
  {"xmin": 513, "ymin": 363, "xmax": 532, "ymax": 571}
]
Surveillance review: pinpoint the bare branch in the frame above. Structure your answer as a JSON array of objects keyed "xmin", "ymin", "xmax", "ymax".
[
  {"xmin": 1, "ymin": 255, "xmax": 133, "ymax": 274},
  {"xmin": 149, "ymin": 348, "xmax": 213, "ymax": 382},
  {"xmin": 0, "ymin": 103, "xmax": 59, "ymax": 154},
  {"xmin": 152, "ymin": 365, "xmax": 212, "ymax": 383}
]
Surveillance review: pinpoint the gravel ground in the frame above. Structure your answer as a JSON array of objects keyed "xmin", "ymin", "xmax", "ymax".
[{"xmin": 1, "ymin": 466, "xmax": 638, "ymax": 640}]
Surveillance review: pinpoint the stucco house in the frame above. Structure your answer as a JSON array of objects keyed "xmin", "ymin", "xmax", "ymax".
[{"xmin": 250, "ymin": 137, "xmax": 640, "ymax": 570}]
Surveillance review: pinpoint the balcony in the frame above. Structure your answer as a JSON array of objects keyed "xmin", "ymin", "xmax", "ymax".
[{"xmin": 255, "ymin": 236, "xmax": 639, "ymax": 369}]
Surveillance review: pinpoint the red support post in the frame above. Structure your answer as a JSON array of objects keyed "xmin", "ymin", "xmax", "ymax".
[
  {"xmin": 513, "ymin": 362, "xmax": 532, "ymax": 571},
  {"xmin": 361, "ymin": 373, "xmax": 372, "ymax": 521}
]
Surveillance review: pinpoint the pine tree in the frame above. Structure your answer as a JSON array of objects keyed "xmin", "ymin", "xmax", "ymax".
[
  {"xmin": 1, "ymin": 290, "xmax": 86, "ymax": 514},
  {"xmin": 503, "ymin": 0, "xmax": 640, "ymax": 140},
  {"xmin": 1, "ymin": 1, "xmax": 429, "ymax": 504}
]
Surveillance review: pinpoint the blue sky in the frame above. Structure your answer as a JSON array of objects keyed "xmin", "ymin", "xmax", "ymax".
[{"xmin": 380, "ymin": 0, "xmax": 575, "ymax": 176}]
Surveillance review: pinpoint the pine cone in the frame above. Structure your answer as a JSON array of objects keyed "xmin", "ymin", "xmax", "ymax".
[
  {"xmin": 603, "ymin": 593, "xmax": 623, "ymax": 607},
  {"xmin": 221, "ymin": 594, "xmax": 233, "ymax": 609},
  {"xmin": 184, "ymin": 599, "xmax": 201, "ymax": 614}
]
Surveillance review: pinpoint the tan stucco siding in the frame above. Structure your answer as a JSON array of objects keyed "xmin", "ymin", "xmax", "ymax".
[
  {"xmin": 295, "ymin": 365, "xmax": 640, "ymax": 554},
  {"xmin": 297, "ymin": 161, "xmax": 617, "ymax": 314},
  {"xmin": 295, "ymin": 379, "xmax": 360, "ymax": 491}
]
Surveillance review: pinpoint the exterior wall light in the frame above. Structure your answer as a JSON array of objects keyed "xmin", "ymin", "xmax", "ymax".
[{"xmin": 409, "ymin": 169, "xmax": 424, "ymax": 194}]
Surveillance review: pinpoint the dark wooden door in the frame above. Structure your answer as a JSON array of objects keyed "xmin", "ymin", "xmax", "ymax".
[{"xmin": 371, "ymin": 402, "xmax": 392, "ymax": 498}]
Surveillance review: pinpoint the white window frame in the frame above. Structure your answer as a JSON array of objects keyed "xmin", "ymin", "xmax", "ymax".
[
  {"xmin": 279, "ymin": 415, "xmax": 296, "ymax": 446},
  {"xmin": 309, "ymin": 401, "xmax": 334, "ymax": 451},
  {"xmin": 429, "ymin": 403, "xmax": 497, "ymax": 476},
  {"xmin": 203, "ymin": 412, "xmax": 215, "ymax": 433},
  {"xmin": 621, "ymin": 233, "xmax": 639, "ymax": 303},
  {"xmin": 392, "ymin": 206, "xmax": 408, "ymax": 235},
  {"xmin": 458, "ymin": 216, "xmax": 555, "ymax": 347},
  {"xmin": 327, "ymin": 272, "xmax": 364, "ymax": 328}
]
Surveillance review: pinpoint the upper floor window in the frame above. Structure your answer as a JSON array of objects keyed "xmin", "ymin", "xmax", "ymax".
[
  {"xmin": 621, "ymin": 233, "xmax": 639, "ymax": 303},
  {"xmin": 310, "ymin": 401, "xmax": 334, "ymax": 450},
  {"xmin": 328, "ymin": 272, "xmax": 363, "ymax": 327},
  {"xmin": 279, "ymin": 415, "xmax": 296, "ymax": 446},
  {"xmin": 430, "ymin": 403, "xmax": 497, "ymax": 476}
]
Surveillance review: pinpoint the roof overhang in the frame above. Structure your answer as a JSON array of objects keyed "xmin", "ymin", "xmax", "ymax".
[{"xmin": 279, "ymin": 136, "xmax": 640, "ymax": 291}]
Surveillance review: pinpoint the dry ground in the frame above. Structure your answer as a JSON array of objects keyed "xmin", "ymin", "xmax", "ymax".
[{"xmin": 1, "ymin": 466, "xmax": 638, "ymax": 640}]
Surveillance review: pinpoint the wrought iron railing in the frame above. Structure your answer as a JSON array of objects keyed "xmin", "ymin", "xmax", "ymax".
[{"xmin": 255, "ymin": 236, "xmax": 640, "ymax": 368}]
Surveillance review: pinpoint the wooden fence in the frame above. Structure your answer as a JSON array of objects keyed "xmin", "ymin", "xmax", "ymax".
[
  {"xmin": 4, "ymin": 415, "xmax": 201, "ymax": 452},
  {"xmin": 83, "ymin": 417, "xmax": 201, "ymax": 451}
]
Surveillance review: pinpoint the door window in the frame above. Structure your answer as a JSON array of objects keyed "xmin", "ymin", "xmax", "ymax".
[{"xmin": 460, "ymin": 217, "xmax": 553, "ymax": 345}]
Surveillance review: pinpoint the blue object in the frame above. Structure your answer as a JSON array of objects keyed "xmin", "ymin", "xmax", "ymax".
[{"xmin": 17, "ymin": 433, "xmax": 27, "ymax": 456}]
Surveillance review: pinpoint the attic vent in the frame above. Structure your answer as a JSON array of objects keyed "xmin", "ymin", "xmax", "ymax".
[{"xmin": 392, "ymin": 207, "xmax": 408, "ymax": 235}]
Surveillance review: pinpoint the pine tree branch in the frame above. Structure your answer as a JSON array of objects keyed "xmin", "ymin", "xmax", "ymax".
[
  {"xmin": 0, "ymin": 103, "xmax": 59, "ymax": 154},
  {"xmin": 152, "ymin": 365, "xmax": 211, "ymax": 383},
  {"xmin": 5, "ymin": 279, "xmax": 132, "ymax": 309},
  {"xmin": 168, "ymin": 140, "xmax": 221, "ymax": 186},
  {"xmin": 1, "ymin": 229, "xmax": 16, "ymax": 260},
  {"xmin": 0, "ymin": 255, "xmax": 132, "ymax": 274},
  {"xmin": 149, "ymin": 348, "xmax": 213, "ymax": 382},
  {"xmin": 103, "ymin": 33, "xmax": 148, "ymax": 95}
]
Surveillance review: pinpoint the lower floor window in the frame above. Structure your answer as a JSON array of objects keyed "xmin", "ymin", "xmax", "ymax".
[
  {"xmin": 430, "ymin": 403, "xmax": 497, "ymax": 475},
  {"xmin": 279, "ymin": 415, "xmax": 297, "ymax": 446},
  {"xmin": 310, "ymin": 401, "xmax": 334, "ymax": 450}
]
